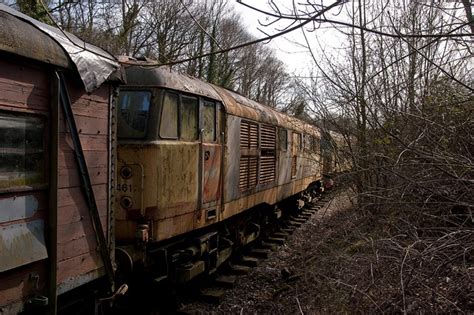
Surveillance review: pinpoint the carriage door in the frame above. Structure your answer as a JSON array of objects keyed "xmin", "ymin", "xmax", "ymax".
[
  {"xmin": 199, "ymin": 99, "xmax": 222, "ymax": 220},
  {"xmin": 291, "ymin": 132, "xmax": 301, "ymax": 178}
]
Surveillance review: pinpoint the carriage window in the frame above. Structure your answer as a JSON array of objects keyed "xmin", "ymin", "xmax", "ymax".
[
  {"xmin": 202, "ymin": 100, "xmax": 216, "ymax": 142},
  {"xmin": 160, "ymin": 92, "xmax": 179, "ymax": 139},
  {"xmin": 0, "ymin": 113, "xmax": 45, "ymax": 189},
  {"xmin": 305, "ymin": 134, "xmax": 312, "ymax": 151},
  {"xmin": 279, "ymin": 128, "xmax": 287, "ymax": 151},
  {"xmin": 118, "ymin": 90, "xmax": 151, "ymax": 139},
  {"xmin": 180, "ymin": 95, "xmax": 198, "ymax": 141},
  {"xmin": 312, "ymin": 136, "xmax": 320, "ymax": 152},
  {"xmin": 294, "ymin": 132, "xmax": 302, "ymax": 151}
]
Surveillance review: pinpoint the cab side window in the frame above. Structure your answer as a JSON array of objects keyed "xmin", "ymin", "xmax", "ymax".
[
  {"xmin": 279, "ymin": 128, "xmax": 288, "ymax": 151},
  {"xmin": 160, "ymin": 91, "xmax": 179, "ymax": 139},
  {"xmin": 159, "ymin": 90, "xmax": 218, "ymax": 142},
  {"xmin": 180, "ymin": 95, "xmax": 198, "ymax": 141},
  {"xmin": 118, "ymin": 90, "xmax": 152, "ymax": 139},
  {"xmin": 202, "ymin": 100, "xmax": 216, "ymax": 142},
  {"xmin": 293, "ymin": 132, "xmax": 302, "ymax": 152}
]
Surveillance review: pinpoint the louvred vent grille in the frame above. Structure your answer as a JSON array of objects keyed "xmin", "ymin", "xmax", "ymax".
[
  {"xmin": 259, "ymin": 124, "xmax": 276, "ymax": 184},
  {"xmin": 239, "ymin": 121, "xmax": 277, "ymax": 190},
  {"xmin": 260, "ymin": 124, "xmax": 276, "ymax": 149},
  {"xmin": 240, "ymin": 120, "xmax": 258, "ymax": 149},
  {"xmin": 239, "ymin": 156, "xmax": 258, "ymax": 190},
  {"xmin": 259, "ymin": 155, "xmax": 275, "ymax": 184}
]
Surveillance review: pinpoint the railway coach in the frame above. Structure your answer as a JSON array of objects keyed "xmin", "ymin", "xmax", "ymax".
[{"xmin": 0, "ymin": 5, "xmax": 120, "ymax": 314}]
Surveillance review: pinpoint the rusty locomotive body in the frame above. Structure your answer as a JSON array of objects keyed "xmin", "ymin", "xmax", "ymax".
[
  {"xmin": 113, "ymin": 61, "xmax": 334, "ymax": 284},
  {"xmin": 0, "ymin": 6, "xmax": 347, "ymax": 314}
]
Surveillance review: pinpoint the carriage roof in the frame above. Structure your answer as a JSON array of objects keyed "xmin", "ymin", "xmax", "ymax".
[
  {"xmin": 121, "ymin": 60, "xmax": 320, "ymax": 137},
  {"xmin": 0, "ymin": 4, "xmax": 120, "ymax": 92}
]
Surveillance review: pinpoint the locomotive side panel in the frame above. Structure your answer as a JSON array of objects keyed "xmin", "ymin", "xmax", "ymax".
[
  {"xmin": 223, "ymin": 115, "xmax": 241, "ymax": 203},
  {"xmin": 116, "ymin": 142, "xmax": 199, "ymax": 241},
  {"xmin": 277, "ymin": 128, "xmax": 292, "ymax": 186},
  {"xmin": 300, "ymin": 133, "xmax": 322, "ymax": 181},
  {"xmin": 222, "ymin": 114, "xmax": 321, "ymax": 220},
  {"xmin": 113, "ymin": 62, "xmax": 331, "ymax": 285}
]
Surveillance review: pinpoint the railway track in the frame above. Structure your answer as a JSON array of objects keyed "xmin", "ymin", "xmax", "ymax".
[
  {"xmin": 109, "ymin": 191, "xmax": 337, "ymax": 314},
  {"xmin": 174, "ymin": 191, "xmax": 335, "ymax": 312}
]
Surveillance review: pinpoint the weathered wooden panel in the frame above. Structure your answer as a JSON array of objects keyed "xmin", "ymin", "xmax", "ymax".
[
  {"xmin": 57, "ymin": 185, "xmax": 108, "ymax": 208},
  {"xmin": 0, "ymin": 219, "xmax": 48, "ymax": 272},
  {"xmin": 59, "ymin": 151, "xmax": 108, "ymax": 169},
  {"xmin": 57, "ymin": 199, "xmax": 108, "ymax": 226},
  {"xmin": 55, "ymin": 81, "xmax": 111, "ymax": 291},
  {"xmin": 68, "ymin": 84, "xmax": 109, "ymax": 104},
  {"xmin": 57, "ymin": 234, "xmax": 97, "ymax": 262},
  {"xmin": 57, "ymin": 251, "xmax": 102, "ymax": 284},
  {"xmin": 0, "ymin": 262, "xmax": 47, "ymax": 309},
  {"xmin": 0, "ymin": 58, "xmax": 50, "ymax": 311},
  {"xmin": 0, "ymin": 193, "xmax": 45, "ymax": 223},
  {"xmin": 60, "ymin": 98, "xmax": 109, "ymax": 118},
  {"xmin": 58, "ymin": 166, "xmax": 108, "ymax": 188},
  {"xmin": 59, "ymin": 134, "xmax": 108, "ymax": 152},
  {"xmin": 0, "ymin": 60, "xmax": 49, "ymax": 112},
  {"xmin": 57, "ymin": 215, "xmax": 107, "ymax": 246},
  {"xmin": 59, "ymin": 115, "xmax": 108, "ymax": 135}
]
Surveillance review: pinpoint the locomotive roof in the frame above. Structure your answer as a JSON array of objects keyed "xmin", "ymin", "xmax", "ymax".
[
  {"xmin": 0, "ymin": 4, "xmax": 120, "ymax": 92},
  {"xmin": 121, "ymin": 59, "xmax": 320, "ymax": 136}
]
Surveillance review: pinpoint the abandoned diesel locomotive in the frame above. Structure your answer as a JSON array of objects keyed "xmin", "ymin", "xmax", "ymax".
[{"xmin": 113, "ymin": 57, "xmax": 346, "ymax": 285}]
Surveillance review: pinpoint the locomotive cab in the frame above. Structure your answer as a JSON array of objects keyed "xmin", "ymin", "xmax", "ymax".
[
  {"xmin": 116, "ymin": 87, "xmax": 224, "ymax": 243},
  {"xmin": 114, "ymin": 65, "xmax": 229, "ymax": 281}
]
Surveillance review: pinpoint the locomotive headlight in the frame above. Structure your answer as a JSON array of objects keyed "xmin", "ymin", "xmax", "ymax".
[
  {"xmin": 120, "ymin": 196, "xmax": 133, "ymax": 209},
  {"xmin": 120, "ymin": 166, "xmax": 133, "ymax": 179}
]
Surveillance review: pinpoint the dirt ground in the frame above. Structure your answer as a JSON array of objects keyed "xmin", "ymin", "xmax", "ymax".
[{"xmin": 178, "ymin": 188, "xmax": 474, "ymax": 314}]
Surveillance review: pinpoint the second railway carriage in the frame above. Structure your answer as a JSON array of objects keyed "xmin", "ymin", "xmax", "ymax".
[
  {"xmin": 114, "ymin": 57, "xmax": 324, "ymax": 282},
  {"xmin": 0, "ymin": 5, "xmax": 120, "ymax": 314}
]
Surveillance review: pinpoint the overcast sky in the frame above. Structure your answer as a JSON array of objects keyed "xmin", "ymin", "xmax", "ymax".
[
  {"xmin": 231, "ymin": 0, "xmax": 472, "ymax": 79},
  {"xmin": 231, "ymin": 1, "xmax": 347, "ymax": 76}
]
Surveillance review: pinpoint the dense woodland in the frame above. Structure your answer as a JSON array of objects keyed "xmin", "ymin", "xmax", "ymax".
[{"xmin": 7, "ymin": 0, "xmax": 474, "ymax": 312}]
